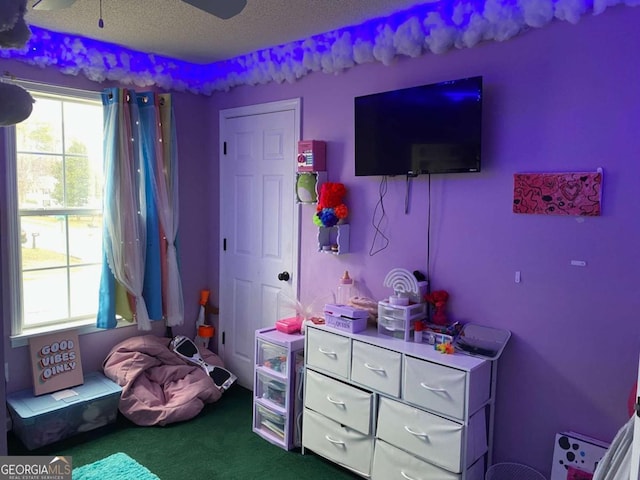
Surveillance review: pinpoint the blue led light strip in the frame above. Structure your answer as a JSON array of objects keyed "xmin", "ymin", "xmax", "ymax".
[{"xmin": 1, "ymin": 0, "xmax": 633, "ymax": 95}]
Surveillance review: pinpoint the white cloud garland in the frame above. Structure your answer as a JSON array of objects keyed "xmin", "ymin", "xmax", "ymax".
[{"xmin": 1, "ymin": 0, "xmax": 636, "ymax": 95}]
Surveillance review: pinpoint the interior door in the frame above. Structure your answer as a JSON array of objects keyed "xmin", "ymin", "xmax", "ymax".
[{"xmin": 219, "ymin": 99, "xmax": 300, "ymax": 389}]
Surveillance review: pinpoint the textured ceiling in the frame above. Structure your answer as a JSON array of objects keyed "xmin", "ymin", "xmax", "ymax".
[{"xmin": 24, "ymin": 0, "xmax": 429, "ymax": 64}]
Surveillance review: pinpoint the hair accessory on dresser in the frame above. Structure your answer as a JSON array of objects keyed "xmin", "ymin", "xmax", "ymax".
[{"xmin": 436, "ymin": 342, "xmax": 455, "ymax": 354}]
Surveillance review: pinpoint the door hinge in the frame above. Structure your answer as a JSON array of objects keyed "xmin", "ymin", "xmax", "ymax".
[
  {"xmin": 223, "ymin": 238, "xmax": 227, "ymax": 251},
  {"xmin": 223, "ymin": 141, "xmax": 227, "ymax": 155},
  {"xmin": 222, "ymin": 331, "xmax": 226, "ymax": 345}
]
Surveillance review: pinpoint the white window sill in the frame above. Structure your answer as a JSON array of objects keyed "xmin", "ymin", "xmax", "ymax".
[{"xmin": 10, "ymin": 318, "xmax": 137, "ymax": 348}]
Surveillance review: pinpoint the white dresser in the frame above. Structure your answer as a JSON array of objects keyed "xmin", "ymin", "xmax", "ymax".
[{"xmin": 302, "ymin": 324, "xmax": 495, "ymax": 479}]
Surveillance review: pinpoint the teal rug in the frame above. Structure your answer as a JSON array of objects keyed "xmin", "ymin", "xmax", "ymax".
[{"xmin": 72, "ymin": 452, "xmax": 160, "ymax": 480}]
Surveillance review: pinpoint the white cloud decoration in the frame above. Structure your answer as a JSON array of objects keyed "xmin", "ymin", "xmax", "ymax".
[{"xmin": 1, "ymin": 0, "xmax": 637, "ymax": 95}]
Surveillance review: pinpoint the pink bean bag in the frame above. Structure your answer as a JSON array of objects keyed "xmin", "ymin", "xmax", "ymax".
[{"xmin": 103, "ymin": 334, "xmax": 225, "ymax": 426}]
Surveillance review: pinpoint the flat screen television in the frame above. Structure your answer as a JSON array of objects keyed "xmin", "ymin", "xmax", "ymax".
[{"xmin": 354, "ymin": 76, "xmax": 483, "ymax": 176}]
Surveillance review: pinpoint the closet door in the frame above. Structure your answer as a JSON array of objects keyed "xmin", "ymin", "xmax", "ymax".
[{"xmin": 630, "ymin": 354, "xmax": 639, "ymax": 480}]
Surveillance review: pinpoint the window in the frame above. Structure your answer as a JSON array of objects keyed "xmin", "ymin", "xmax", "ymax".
[{"xmin": 4, "ymin": 82, "xmax": 104, "ymax": 341}]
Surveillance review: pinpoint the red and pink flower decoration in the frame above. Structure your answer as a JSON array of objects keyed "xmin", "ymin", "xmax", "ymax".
[{"xmin": 313, "ymin": 182, "xmax": 348, "ymax": 228}]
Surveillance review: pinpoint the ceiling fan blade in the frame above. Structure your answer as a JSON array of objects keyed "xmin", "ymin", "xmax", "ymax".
[
  {"xmin": 181, "ymin": 0, "xmax": 247, "ymax": 19},
  {"xmin": 32, "ymin": 0, "xmax": 78, "ymax": 10}
]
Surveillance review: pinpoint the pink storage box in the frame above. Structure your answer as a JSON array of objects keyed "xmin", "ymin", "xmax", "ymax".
[
  {"xmin": 324, "ymin": 304, "xmax": 368, "ymax": 333},
  {"xmin": 275, "ymin": 317, "xmax": 302, "ymax": 334}
]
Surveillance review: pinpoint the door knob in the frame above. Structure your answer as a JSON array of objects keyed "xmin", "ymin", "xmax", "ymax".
[{"xmin": 277, "ymin": 271, "xmax": 290, "ymax": 282}]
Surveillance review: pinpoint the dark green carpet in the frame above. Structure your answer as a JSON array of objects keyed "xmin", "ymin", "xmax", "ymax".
[{"xmin": 8, "ymin": 386, "xmax": 359, "ymax": 480}]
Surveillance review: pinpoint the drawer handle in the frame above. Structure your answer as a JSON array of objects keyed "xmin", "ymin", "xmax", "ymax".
[
  {"xmin": 325, "ymin": 435, "xmax": 346, "ymax": 446},
  {"xmin": 364, "ymin": 363, "xmax": 386, "ymax": 373},
  {"xmin": 419, "ymin": 382, "xmax": 446, "ymax": 392},
  {"xmin": 401, "ymin": 471, "xmax": 420, "ymax": 480},
  {"xmin": 326, "ymin": 395, "xmax": 345, "ymax": 407},
  {"xmin": 318, "ymin": 347, "xmax": 337, "ymax": 357},
  {"xmin": 404, "ymin": 425, "xmax": 429, "ymax": 439}
]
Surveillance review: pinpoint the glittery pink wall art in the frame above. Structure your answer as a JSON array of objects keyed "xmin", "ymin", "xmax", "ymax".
[{"xmin": 513, "ymin": 171, "xmax": 602, "ymax": 216}]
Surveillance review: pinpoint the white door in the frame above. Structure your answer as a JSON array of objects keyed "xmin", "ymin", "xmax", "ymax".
[{"xmin": 219, "ymin": 98, "xmax": 300, "ymax": 389}]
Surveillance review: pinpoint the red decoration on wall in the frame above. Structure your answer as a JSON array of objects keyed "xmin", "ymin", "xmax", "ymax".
[{"xmin": 513, "ymin": 171, "xmax": 602, "ymax": 216}]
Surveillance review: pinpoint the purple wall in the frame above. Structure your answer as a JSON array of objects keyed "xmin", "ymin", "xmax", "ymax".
[
  {"xmin": 0, "ymin": 4, "xmax": 638, "ymax": 477},
  {"xmin": 209, "ymin": 6, "xmax": 639, "ymax": 476}
]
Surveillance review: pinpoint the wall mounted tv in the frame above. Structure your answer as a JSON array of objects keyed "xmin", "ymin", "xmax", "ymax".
[{"xmin": 354, "ymin": 76, "xmax": 483, "ymax": 176}]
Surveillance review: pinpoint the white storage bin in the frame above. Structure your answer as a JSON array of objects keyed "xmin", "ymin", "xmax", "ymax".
[
  {"xmin": 372, "ymin": 439, "xmax": 460, "ymax": 480},
  {"xmin": 7, "ymin": 372, "xmax": 121, "ymax": 450},
  {"xmin": 305, "ymin": 328, "xmax": 351, "ymax": 379},
  {"xmin": 351, "ymin": 341, "xmax": 402, "ymax": 398},
  {"xmin": 304, "ymin": 369, "xmax": 373, "ymax": 435},
  {"xmin": 257, "ymin": 339, "xmax": 288, "ymax": 374},
  {"xmin": 253, "ymin": 328, "xmax": 305, "ymax": 451},
  {"xmin": 377, "ymin": 300, "xmax": 426, "ymax": 342},
  {"xmin": 302, "ymin": 408, "xmax": 374, "ymax": 477}
]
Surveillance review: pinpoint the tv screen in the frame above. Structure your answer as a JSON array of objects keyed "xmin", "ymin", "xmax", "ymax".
[{"xmin": 354, "ymin": 76, "xmax": 483, "ymax": 176}]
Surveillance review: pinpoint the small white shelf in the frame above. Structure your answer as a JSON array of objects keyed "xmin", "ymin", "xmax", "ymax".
[{"xmin": 318, "ymin": 223, "xmax": 350, "ymax": 255}]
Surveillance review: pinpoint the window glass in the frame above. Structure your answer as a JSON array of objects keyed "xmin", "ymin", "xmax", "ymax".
[{"xmin": 13, "ymin": 87, "xmax": 104, "ymax": 334}]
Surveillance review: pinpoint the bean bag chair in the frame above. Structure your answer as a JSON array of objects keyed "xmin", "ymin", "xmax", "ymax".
[{"xmin": 103, "ymin": 334, "xmax": 225, "ymax": 426}]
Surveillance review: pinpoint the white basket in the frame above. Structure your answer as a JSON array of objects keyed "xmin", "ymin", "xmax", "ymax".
[{"xmin": 485, "ymin": 463, "xmax": 546, "ymax": 480}]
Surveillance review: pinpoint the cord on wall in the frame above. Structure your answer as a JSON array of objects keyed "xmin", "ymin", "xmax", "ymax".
[
  {"xmin": 426, "ymin": 173, "xmax": 431, "ymax": 292},
  {"xmin": 369, "ymin": 175, "xmax": 390, "ymax": 256},
  {"xmin": 98, "ymin": 0, "xmax": 104, "ymax": 28},
  {"xmin": 404, "ymin": 174, "xmax": 413, "ymax": 214}
]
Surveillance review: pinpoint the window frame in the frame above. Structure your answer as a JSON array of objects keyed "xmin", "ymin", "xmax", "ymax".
[{"xmin": 3, "ymin": 80, "xmax": 133, "ymax": 347}]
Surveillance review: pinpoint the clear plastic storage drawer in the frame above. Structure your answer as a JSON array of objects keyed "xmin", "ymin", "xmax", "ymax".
[
  {"xmin": 255, "ymin": 370, "xmax": 287, "ymax": 408},
  {"xmin": 257, "ymin": 339, "xmax": 288, "ymax": 374},
  {"xmin": 378, "ymin": 301, "xmax": 426, "ymax": 320},
  {"xmin": 255, "ymin": 403, "xmax": 286, "ymax": 441},
  {"xmin": 377, "ymin": 301, "xmax": 427, "ymax": 342}
]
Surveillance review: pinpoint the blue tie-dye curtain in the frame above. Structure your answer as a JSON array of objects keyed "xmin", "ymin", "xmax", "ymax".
[{"xmin": 97, "ymin": 88, "xmax": 183, "ymax": 330}]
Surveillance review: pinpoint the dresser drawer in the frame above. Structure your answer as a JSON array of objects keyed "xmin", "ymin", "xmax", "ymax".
[
  {"xmin": 351, "ymin": 341, "xmax": 401, "ymax": 397},
  {"xmin": 372, "ymin": 439, "xmax": 460, "ymax": 480},
  {"xmin": 302, "ymin": 408, "xmax": 373, "ymax": 476},
  {"xmin": 306, "ymin": 328, "xmax": 351, "ymax": 379},
  {"xmin": 403, "ymin": 356, "xmax": 468, "ymax": 420},
  {"xmin": 305, "ymin": 369, "xmax": 373, "ymax": 434},
  {"xmin": 377, "ymin": 396, "xmax": 464, "ymax": 473}
]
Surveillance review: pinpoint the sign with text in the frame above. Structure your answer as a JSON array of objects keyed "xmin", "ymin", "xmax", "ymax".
[{"xmin": 29, "ymin": 331, "xmax": 83, "ymax": 396}]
